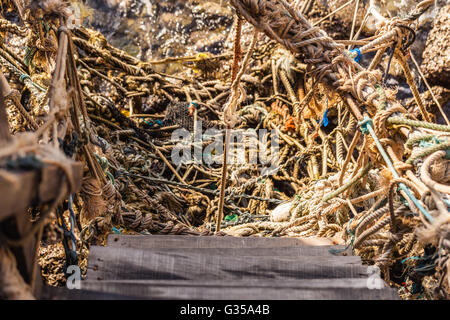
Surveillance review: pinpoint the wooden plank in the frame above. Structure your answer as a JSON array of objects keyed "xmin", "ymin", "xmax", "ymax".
[
  {"xmin": 1, "ymin": 214, "xmax": 39, "ymax": 285},
  {"xmin": 78, "ymin": 279, "xmax": 400, "ymax": 300},
  {"xmin": 86, "ymin": 246, "xmax": 366, "ymax": 281},
  {"xmin": 39, "ymin": 285, "xmax": 139, "ymax": 300},
  {"xmin": 0, "ymin": 170, "xmax": 36, "ymax": 221},
  {"xmin": 0, "ymin": 161, "xmax": 83, "ymax": 291},
  {"xmin": 0, "ymin": 162, "xmax": 83, "ymax": 221},
  {"xmin": 0, "ymin": 70, "xmax": 11, "ymax": 143},
  {"xmin": 92, "ymin": 246, "xmax": 349, "ymax": 257},
  {"xmin": 107, "ymin": 234, "xmax": 342, "ymax": 249}
]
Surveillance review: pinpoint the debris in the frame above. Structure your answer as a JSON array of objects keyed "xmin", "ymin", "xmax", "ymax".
[{"xmin": 0, "ymin": 0, "xmax": 449, "ymax": 300}]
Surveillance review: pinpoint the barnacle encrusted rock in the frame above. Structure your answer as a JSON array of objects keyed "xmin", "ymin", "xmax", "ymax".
[{"xmin": 421, "ymin": 4, "xmax": 450, "ymax": 88}]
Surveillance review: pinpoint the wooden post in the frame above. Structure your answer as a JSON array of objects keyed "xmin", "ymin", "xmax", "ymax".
[
  {"xmin": 0, "ymin": 162, "xmax": 83, "ymax": 298},
  {"xmin": 0, "ymin": 70, "xmax": 11, "ymax": 143}
]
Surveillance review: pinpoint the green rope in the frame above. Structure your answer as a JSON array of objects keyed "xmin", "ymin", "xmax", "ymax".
[
  {"xmin": 358, "ymin": 117, "xmax": 434, "ymax": 222},
  {"xmin": 24, "ymin": 46, "xmax": 38, "ymax": 68},
  {"xmin": 95, "ymin": 153, "xmax": 115, "ymax": 184},
  {"xmin": 375, "ymin": 84, "xmax": 387, "ymax": 111},
  {"xmin": 322, "ymin": 163, "xmax": 371, "ymax": 203},
  {"xmin": 406, "ymin": 141, "xmax": 450, "ymax": 165},
  {"xmin": 0, "ymin": 55, "xmax": 46, "ymax": 92},
  {"xmin": 405, "ymin": 134, "xmax": 436, "ymax": 149},
  {"xmin": 387, "ymin": 116, "xmax": 450, "ymax": 133}
]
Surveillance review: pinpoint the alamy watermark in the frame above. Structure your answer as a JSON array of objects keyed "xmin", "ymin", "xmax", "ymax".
[
  {"xmin": 170, "ymin": 121, "xmax": 280, "ymax": 176},
  {"xmin": 366, "ymin": 265, "xmax": 386, "ymax": 289},
  {"xmin": 65, "ymin": 265, "xmax": 81, "ymax": 289}
]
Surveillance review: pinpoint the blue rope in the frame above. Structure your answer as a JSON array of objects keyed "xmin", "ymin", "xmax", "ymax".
[
  {"xmin": 358, "ymin": 116, "xmax": 434, "ymax": 223},
  {"xmin": 68, "ymin": 195, "xmax": 77, "ymax": 252},
  {"xmin": 443, "ymin": 198, "xmax": 450, "ymax": 208},
  {"xmin": 61, "ymin": 194, "xmax": 78, "ymax": 271},
  {"xmin": 19, "ymin": 74, "xmax": 31, "ymax": 83},
  {"xmin": 8, "ymin": 62, "xmax": 46, "ymax": 92},
  {"xmin": 144, "ymin": 119, "xmax": 163, "ymax": 127},
  {"xmin": 401, "ymin": 256, "xmax": 420, "ymax": 264}
]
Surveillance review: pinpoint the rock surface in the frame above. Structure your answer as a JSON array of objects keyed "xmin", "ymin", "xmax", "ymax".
[
  {"xmin": 84, "ymin": 0, "xmax": 233, "ymax": 61},
  {"xmin": 421, "ymin": 4, "xmax": 450, "ymax": 88},
  {"xmin": 407, "ymin": 85, "xmax": 450, "ymax": 124}
]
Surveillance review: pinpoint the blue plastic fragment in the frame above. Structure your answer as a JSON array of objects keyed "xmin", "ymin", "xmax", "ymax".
[
  {"xmin": 316, "ymin": 98, "xmax": 329, "ymax": 127},
  {"xmin": 112, "ymin": 226, "xmax": 121, "ymax": 234},
  {"xmin": 350, "ymin": 48, "xmax": 362, "ymax": 63},
  {"xmin": 321, "ymin": 108, "xmax": 329, "ymax": 127}
]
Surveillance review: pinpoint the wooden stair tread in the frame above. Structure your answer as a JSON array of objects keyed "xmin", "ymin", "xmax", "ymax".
[
  {"xmin": 86, "ymin": 246, "xmax": 366, "ymax": 281},
  {"xmin": 63, "ymin": 235, "xmax": 400, "ymax": 300},
  {"xmin": 66, "ymin": 279, "xmax": 400, "ymax": 300},
  {"xmin": 92, "ymin": 246, "xmax": 349, "ymax": 257},
  {"xmin": 107, "ymin": 234, "xmax": 342, "ymax": 249}
]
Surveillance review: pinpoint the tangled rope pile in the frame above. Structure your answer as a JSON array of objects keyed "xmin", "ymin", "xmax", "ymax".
[
  {"xmin": 224, "ymin": 0, "xmax": 450, "ymax": 299},
  {"xmin": 0, "ymin": 0, "xmax": 449, "ymax": 299}
]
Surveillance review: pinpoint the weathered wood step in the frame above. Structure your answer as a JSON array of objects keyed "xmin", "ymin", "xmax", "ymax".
[
  {"xmin": 78, "ymin": 279, "xmax": 399, "ymax": 300},
  {"xmin": 39, "ymin": 285, "xmax": 139, "ymax": 300},
  {"xmin": 86, "ymin": 246, "xmax": 366, "ymax": 281},
  {"xmin": 107, "ymin": 234, "xmax": 341, "ymax": 249},
  {"xmin": 99, "ymin": 246, "xmax": 348, "ymax": 257}
]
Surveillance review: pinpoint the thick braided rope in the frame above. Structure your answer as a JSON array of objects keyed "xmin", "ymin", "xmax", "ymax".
[
  {"xmin": 5, "ymin": 89, "xmax": 39, "ymax": 129},
  {"xmin": 0, "ymin": 19, "xmax": 27, "ymax": 35},
  {"xmin": 387, "ymin": 117, "xmax": 450, "ymax": 133},
  {"xmin": 72, "ymin": 37, "xmax": 144, "ymax": 76},
  {"xmin": 421, "ymin": 151, "xmax": 450, "ymax": 195},
  {"xmin": 373, "ymin": 104, "xmax": 407, "ymax": 138}
]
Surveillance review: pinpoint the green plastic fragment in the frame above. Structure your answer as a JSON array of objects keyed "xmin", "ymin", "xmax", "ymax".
[{"xmin": 224, "ymin": 213, "xmax": 238, "ymax": 222}]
